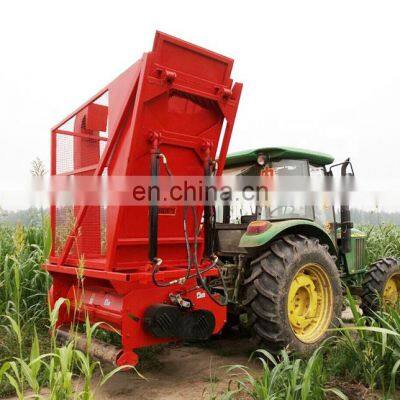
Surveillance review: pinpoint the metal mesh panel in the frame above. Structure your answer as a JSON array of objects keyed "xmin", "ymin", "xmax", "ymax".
[
  {"xmin": 54, "ymin": 93, "xmax": 110, "ymax": 264},
  {"xmin": 100, "ymin": 167, "xmax": 108, "ymax": 256},
  {"xmin": 55, "ymin": 206, "xmax": 106, "ymax": 260},
  {"xmin": 55, "ymin": 206, "xmax": 75, "ymax": 257},
  {"xmin": 56, "ymin": 134, "xmax": 108, "ymax": 175},
  {"xmin": 75, "ymin": 206, "xmax": 102, "ymax": 258},
  {"xmin": 101, "ymin": 205, "xmax": 107, "ymax": 256},
  {"xmin": 56, "ymin": 134, "xmax": 74, "ymax": 175}
]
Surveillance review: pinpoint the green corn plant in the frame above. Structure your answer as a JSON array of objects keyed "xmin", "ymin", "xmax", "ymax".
[
  {"xmin": 329, "ymin": 290, "xmax": 400, "ymax": 396},
  {"xmin": 46, "ymin": 301, "xmax": 138, "ymax": 400},
  {"xmin": 0, "ymin": 297, "xmax": 139, "ymax": 399},
  {"xmin": 0, "ymin": 222, "xmax": 52, "ymax": 398},
  {"xmin": 0, "ymin": 222, "xmax": 51, "ymax": 323},
  {"xmin": 0, "ymin": 315, "xmax": 43, "ymax": 399},
  {"xmin": 359, "ymin": 224, "xmax": 400, "ymax": 263},
  {"xmin": 0, "ymin": 328, "xmax": 46, "ymax": 399},
  {"xmin": 223, "ymin": 348, "xmax": 347, "ymax": 400}
]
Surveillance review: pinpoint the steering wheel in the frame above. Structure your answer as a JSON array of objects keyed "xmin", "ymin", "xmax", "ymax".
[{"xmin": 269, "ymin": 205, "xmax": 295, "ymax": 217}]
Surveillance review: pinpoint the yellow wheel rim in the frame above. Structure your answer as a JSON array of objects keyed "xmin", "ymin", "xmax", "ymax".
[
  {"xmin": 288, "ymin": 263, "xmax": 333, "ymax": 343},
  {"xmin": 383, "ymin": 273, "xmax": 400, "ymax": 305}
]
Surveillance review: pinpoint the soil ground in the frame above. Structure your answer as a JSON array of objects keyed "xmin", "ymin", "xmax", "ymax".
[
  {"xmin": 96, "ymin": 332, "xmax": 384, "ymax": 400},
  {"xmin": 97, "ymin": 334, "xmax": 255, "ymax": 400}
]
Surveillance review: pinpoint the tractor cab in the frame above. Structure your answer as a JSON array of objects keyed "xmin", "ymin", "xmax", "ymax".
[
  {"xmin": 216, "ymin": 146, "xmax": 365, "ymax": 283},
  {"xmin": 217, "ymin": 147, "xmax": 336, "ymax": 245},
  {"xmin": 220, "ymin": 147, "xmax": 333, "ymax": 224}
]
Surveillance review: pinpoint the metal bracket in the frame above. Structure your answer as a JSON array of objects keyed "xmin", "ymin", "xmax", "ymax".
[{"xmin": 169, "ymin": 293, "xmax": 191, "ymax": 309}]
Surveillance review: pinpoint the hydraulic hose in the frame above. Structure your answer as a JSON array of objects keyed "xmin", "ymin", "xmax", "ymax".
[
  {"xmin": 203, "ymin": 161, "xmax": 214, "ymax": 258},
  {"xmin": 149, "ymin": 150, "xmax": 160, "ymax": 263},
  {"xmin": 190, "ymin": 204, "xmax": 228, "ymax": 306},
  {"xmin": 151, "ymin": 153, "xmax": 228, "ymax": 305}
]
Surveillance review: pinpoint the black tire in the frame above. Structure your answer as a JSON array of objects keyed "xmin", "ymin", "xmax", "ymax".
[
  {"xmin": 361, "ymin": 257, "xmax": 400, "ymax": 316},
  {"xmin": 243, "ymin": 234, "xmax": 342, "ymax": 355}
]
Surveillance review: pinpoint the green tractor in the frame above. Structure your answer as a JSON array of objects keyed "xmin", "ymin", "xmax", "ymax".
[{"xmin": 215, "ymin": 146, "xmax": 400, "ymax": 353}]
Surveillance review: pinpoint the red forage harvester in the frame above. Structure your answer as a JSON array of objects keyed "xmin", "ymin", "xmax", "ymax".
[{"xmin": 44, "ymin": 31, "xmax": 242, "ymax": 366}]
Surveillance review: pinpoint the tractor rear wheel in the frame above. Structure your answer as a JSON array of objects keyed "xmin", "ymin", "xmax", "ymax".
[
  {"xmin": 361, "ymin": 258, "xmax": 400, "ymax": 315},
  {"xmin": 243, "ymin": 234, "xmax": 342, "ymax": 354}
]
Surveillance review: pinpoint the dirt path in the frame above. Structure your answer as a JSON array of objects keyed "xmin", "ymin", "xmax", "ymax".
[{"xmin": 97, "ymin": 335, "xmax": 255, "ymax": 400}]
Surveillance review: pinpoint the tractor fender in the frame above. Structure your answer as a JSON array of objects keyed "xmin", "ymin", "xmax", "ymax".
[{"xmin": 239, "ymin": 219, "xmax": 338, "ymax": 256}]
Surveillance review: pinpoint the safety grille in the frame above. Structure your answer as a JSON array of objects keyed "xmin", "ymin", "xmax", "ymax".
[
  {"xmin": 55, "ymin": 133, "xmax": 107, "ymax": 175},
  {"xmin": 53, "ymin": 93, "xmax": 109, "ymax": 262}
]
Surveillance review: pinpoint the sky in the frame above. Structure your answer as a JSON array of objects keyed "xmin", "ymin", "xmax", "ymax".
[{"xmin": 1, "ymin": 0, "xmax": 400, "ymax": 210}]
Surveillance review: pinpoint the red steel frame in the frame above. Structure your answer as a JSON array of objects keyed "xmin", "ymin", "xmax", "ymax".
[{"xmin": 44, "ymin": 31, "xmax": 242, "ymax": 365}]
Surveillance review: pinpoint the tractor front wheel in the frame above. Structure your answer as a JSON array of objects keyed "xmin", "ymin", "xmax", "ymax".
[
  {"xmin": 361, "ymin": 258, "xmax": 400, "ymax": 315},
  {"xmin": 243, "ymin": 234, "xmax": 342, "ymax": 354}
]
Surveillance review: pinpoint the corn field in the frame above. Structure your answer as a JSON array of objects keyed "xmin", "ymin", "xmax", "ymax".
[
  {"xmin": 0, "ymin": 222, "xmax": 131, "ymax": 399},
  {"xmin": 0, "ymin": 222, "xmax": 400, "ymax": 399},
  {"xmin": 362, "ymin": 224, "xmax": 400, "ymax": 264}
]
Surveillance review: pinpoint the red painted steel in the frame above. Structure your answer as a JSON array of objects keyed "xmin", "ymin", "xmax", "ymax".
[{"xmin": 45, "ymin": 31, "xmax": 242, "ymax": 365}]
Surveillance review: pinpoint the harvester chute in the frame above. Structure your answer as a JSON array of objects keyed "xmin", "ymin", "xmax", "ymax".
[{"xmin": 45, "ymin": 31, "xmax": 242, "ymax": 366}]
